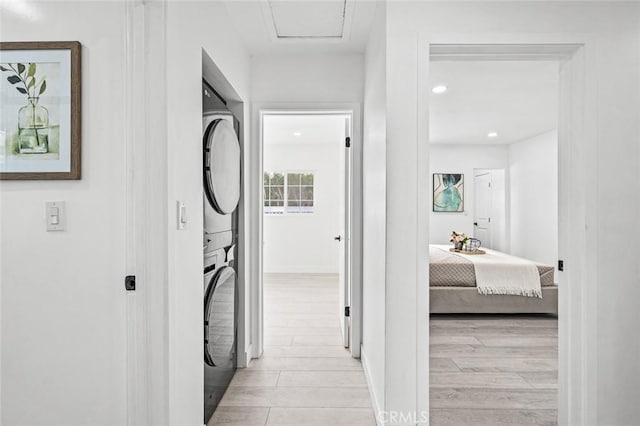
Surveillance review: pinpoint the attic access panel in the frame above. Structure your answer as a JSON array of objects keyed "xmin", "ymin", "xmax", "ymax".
[{"xmin": 268, "ymin": 0, "xmax": 346, "ymax": 38}]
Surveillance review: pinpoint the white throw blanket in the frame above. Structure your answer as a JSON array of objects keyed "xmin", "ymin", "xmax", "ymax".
[{"xmin": 454, "ymin": 248, "xmax": 542, "ymax": 298}]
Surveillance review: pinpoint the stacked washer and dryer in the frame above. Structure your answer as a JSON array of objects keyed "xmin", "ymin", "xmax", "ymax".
[{"xmin": 202, "ymin": 80, "xmax": 241, "ymax": 423}]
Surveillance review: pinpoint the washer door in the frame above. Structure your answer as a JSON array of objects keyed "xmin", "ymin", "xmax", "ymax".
[
  {"xmin": 204, "ymin": 266, "xmax": 237, "ymax": 367},
  {"xmin": 203, "ymin": 119, "xmax": 241, "ymax": 215}
]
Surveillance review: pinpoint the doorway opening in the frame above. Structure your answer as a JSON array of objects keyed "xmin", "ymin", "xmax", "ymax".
[
  {"xmin": 250, "ymin": 106, "xmax": 364, "ymax": 363},
  {"xmin": 261, "ymin": 112, "xmax": 353, "ymax": 352},
  {"xmin": 427, "ymin": 52, "xmax": 564, "ymax": 424}
]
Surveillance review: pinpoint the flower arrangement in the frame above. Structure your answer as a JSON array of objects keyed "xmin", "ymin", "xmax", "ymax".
[
  {"xmin": 450, "ymin": 231, "xmax": 468, "ymax": 250},
  {"xmin": 450, "ymin": 231, "xmax": 469, "ymax": 244}
]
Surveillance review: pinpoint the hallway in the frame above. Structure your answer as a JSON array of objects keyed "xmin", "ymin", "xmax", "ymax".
[{"xmin": 210, "ymin": 274, "xmax": 376, "ymax": 425}]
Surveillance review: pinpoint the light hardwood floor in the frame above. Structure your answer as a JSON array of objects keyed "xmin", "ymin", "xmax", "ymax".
[
  {"xmin": 209, "ymin": 274, "xmax": 558, "ymax": 425},
  {"xmin": 209, "ymin": 273, "xmax": 377, "ymax": 426},
  {"xmin": 430, "ymin": 314, "xmax": 558, "ymax": 426}
]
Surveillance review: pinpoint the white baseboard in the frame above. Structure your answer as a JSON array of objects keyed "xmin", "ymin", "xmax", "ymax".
[
  {"xmin": 361, "ymin": 345, "xmax": 384, "ymax": 426},
  {"xmin": 239, "ymin": 344, "xmax": 252, "ymax": 368}
]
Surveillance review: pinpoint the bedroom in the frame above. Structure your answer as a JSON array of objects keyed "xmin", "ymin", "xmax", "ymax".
[{"xmin": 428, "ymin": 58, "xmax": 560, "ymax": 424}]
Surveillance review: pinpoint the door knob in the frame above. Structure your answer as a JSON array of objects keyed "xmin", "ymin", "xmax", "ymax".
[
  {"xmin": 473, "ymin": 222, "xmax": 478, "ymax": 226},
  {"xmin": 334, "ymin": 235, "xmax": 342, "ymax": 242}
]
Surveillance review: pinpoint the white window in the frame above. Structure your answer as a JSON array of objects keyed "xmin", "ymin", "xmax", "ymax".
[
  {"xmin": 263, "ymin": 171, "xmax": 315, "ymax": 215},
  {"xmin": 286, "ymin": 172, "xmax": 314, "ymax": 213},
  {"xmin": 264, "ymin": 172, "xmax": 285, "ymax": 214}
]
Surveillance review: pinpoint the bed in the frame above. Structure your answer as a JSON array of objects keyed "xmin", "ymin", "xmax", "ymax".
[{"xmin": 429, "ymin": 245, "xmax": 558, "ymax": 315}]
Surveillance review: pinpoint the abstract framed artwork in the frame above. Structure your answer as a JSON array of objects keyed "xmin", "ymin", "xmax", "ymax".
[
  {"xmin": 433, "ymin": 173, "xmax": 464, "ymax": 212},
  {"xmin": 0, "ymin": 41, "xmax": 81, "ymax": 180}
]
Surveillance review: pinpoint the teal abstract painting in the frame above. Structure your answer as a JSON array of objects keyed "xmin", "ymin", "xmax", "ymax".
[{"xmin": 433, "ymin": 173, "xmax": 464, "ymax": 212}]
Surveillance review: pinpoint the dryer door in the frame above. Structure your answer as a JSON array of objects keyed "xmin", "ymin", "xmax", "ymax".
[
  {"xmin": 204, "ymin": 266, "xmax": 237, "ymax": 368},
  {"xmin": 203, "ymin": 119, "xmax": 241, "ymax": 215}
]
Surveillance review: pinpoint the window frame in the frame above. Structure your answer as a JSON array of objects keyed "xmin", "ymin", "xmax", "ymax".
[{"xmin": 263, "ymin": 169, "xmax": 316, "ymax": 215}]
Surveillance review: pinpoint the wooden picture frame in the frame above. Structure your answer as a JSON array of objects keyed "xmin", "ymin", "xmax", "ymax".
[{"xmin": 0, "ymin": 41, "xmax": 81, "ymax": 180}]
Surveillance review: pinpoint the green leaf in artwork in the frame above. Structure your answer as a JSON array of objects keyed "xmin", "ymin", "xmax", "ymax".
[
  {"xmin": 17, "ymin": 63, "xmax": 25, "ymax": 74},
  {"xmin": 27, "ymin": 63, "xmax": 36, "ymax": 77},
  {"xmin": 27, "ymin": 77, "xmax": 35, "ymax": 88},
  {"xmin": 16, "ymin": 87, "xmax": 27, "ymax": 94},
  {"xmin": 0, "ymin": 65, "xmax": 8, "ymax": 72},
  {"xmin": 7, "ymin": 75, "xmax": 21, "ymax": 84},
  {"xmin": 39, "ymin": 80, "xmax": 47, "ymax": 95}
]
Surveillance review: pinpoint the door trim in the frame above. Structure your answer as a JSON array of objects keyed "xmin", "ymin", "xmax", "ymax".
[
  {"xmin": 420, "ymin": 38, "xmax": 595, "ymax": 424},
  {"xmin": 250, "ymin": 103, "xmax": 363, "ymax": 359},
  {"xmin": 125, "ymin": 1, "xmax": 169, "ymax": 424}
]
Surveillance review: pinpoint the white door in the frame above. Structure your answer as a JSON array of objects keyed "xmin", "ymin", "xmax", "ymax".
[
  {"xmin": 337, "ymin": 116, "xmax": 352, "ymax": 348},
  {"xmin": 474, "ymin": 172, "xmax": 492, "ymax": 248}
]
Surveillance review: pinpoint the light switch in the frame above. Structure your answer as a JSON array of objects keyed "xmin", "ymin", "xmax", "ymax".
[
  {"xmin": 46, "ymin": 201, "xmax": 66, "ymax": 231},
  {"xmin": 177, "ymin": 201, "xmax": 187, "ymax": 230}
]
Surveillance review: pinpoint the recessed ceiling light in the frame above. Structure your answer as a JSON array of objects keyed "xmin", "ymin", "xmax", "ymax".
[
  {"xmin": 432, "ymin": 85, "xmax": 448, "ymax": 94},
  {"xmin": 293, "ymin": 132, "xmax": 301, "ymax": 137},
  {"xmin": 487, "ymin": 132, "xmax": 499, "ymax": 138}
]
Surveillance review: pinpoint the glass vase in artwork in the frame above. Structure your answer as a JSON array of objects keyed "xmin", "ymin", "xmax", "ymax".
[{"xmin": 18, "ymin": 97, "xmax": 49, "ymax": 154}]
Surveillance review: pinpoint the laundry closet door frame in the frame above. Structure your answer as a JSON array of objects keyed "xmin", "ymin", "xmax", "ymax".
[
  {"xmin": 250, "ymin": 103, "xmax": 364, "ymax": 360},
  {"xmin": 125, "ymin": 2, "xmax": 170, "ymax": 425},
  {"xmin": 419, "ymin": 36, "xmax": 597, "ymax": 424}
]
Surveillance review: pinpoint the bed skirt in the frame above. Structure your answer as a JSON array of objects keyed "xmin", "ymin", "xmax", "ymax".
[{"xmin": 430, "ymin": 285, "xmax": 558, "ymax": 315}]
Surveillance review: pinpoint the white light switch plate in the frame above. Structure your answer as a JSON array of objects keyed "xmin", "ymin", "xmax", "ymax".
[
  {"xmin": 177, "ymin": 201, "xmax": 187, "ymax": 230},
  {"xmin": 46, "ymin": 201, "xmax": 66, "ymax": 231}
]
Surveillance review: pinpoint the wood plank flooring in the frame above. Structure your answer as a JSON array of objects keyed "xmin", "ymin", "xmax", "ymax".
[
  {"xmin": 430, "ymin": 314, "xmax": 558, "ymax": 426},
  {"xmin": 209, "ymin": 273, "xmax": 558, "ymax": 425},
  {"xmin": 209, "ymin": 273, "xmax": 376, "ymax": 426}
]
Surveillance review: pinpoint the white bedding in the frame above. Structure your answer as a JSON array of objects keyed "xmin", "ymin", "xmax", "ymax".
[{"xmin": 447, "ymin": 246, "xmax": 542, "ymax": 298}]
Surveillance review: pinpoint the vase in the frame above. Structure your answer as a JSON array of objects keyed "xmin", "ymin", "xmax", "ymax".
[
  {"xmin": 18, "ymin": 97, "xmax": 49, "ymax": 154},
  {"xmin": 454, "ymin": 242, "xmax": 464, "ymax": 251}
]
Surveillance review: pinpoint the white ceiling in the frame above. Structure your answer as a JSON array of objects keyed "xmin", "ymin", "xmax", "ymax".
[
  {"xmin": 223, "ymin": 0, "xmax": 377, "ymax": 55},
  {"xmin": 269, "ymin": 0, "xmax": 346, "ymax": 38},
  {"xmin": 263, "ymin": 114, "xmax": 346, "ymax": 145},
  {"xmin": 429, "ymin": 60, "xmax": 559, "ymax": 145}
]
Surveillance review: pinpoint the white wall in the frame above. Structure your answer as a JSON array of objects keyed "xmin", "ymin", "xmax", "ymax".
[
  {"xmin": 509, "ymin": 130, "xmax": 558, "ymax": 267},
  {"xmin": 361, "ymin": 1, "xmax": 387, "ymax": 417},
  {"xmin": 165, "ymin": 2, "xmax": 251, "ymax": 424},
  {"xmin": 251, "ymin": 54, "xmax": 364, "ymax": 103},
  {"xmin": 263, "ymin": 143, "xmax": 342, "ymax": 273},
  {"xmin": 429, "ymin": 145, "xmax": 508, "ymax": 250},
  {"xmin": 0, "ymin": 2, "xmax": 128, "ymax": 424},
  {"xmin": 386, "ymin": 2, "xmax": 640, "ymax": 423}
]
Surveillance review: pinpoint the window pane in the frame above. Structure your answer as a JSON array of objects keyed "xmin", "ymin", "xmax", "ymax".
[
  {"xmin": 301, "ymin": 186, "xmax": 313, "ymax": 201},
  {"xmin": 270, "ymin": 186, "xmax": 284, "ymax": 201},
  {"xmin": 301, "ymin": 173, "xmax": 314, "ymax": 185},
  {"xmin": 272, "ymin": 173, "xmax": 284, "ymax": 185},
  {"xmin": 272, "ymin": 200, "xmax": 284, "ymax": 207},
  {"xmin": 288, "ymin": 186, "xmax": 301, "ymax": 202},
  {"xmin": 264, "ymin": 172, "xmax": 270, "ymax": 185},
  {"xmin": 277, "ymin": 186, "xmax": 285, "ymax": 200},
  {"xmin": 301, "ymin": 201, "xmax": 313, "ymax": 207},
  {"xmin": 287, "ymin": 173, "xmax": 301, "ymax": 185}
]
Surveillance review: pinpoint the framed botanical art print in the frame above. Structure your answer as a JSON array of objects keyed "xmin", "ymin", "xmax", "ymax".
[
  {"xmin": 0, "ymin": 41, "xmax": 81, "ymax": 180},
  {"xmin": 433, "ymin": 173, "xmax": 464, "ymax": 212}
]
